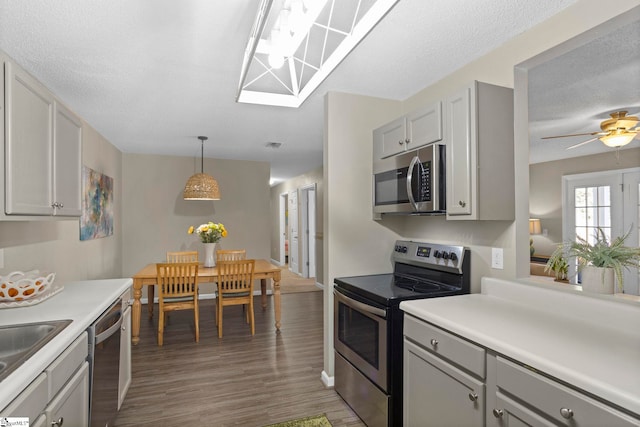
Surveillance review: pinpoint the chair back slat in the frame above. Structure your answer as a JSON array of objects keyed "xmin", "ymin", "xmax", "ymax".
[
  {"xmin": 166, "ymin": 251, "xmax": 199, "ymax": 263},
  {"xmin": 216, "ymin": 249, "xmax": 246, "ymax": 262},
  {"xmin": 216, "ymin": 259, "xmax": 255, "ymax": 295},
  {"xmin": 156, "ymin": 262, "xmax": 199, "ymax": 298}
]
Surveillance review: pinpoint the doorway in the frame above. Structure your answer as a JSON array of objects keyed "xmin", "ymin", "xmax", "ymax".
[{"xmin": 563, "ymin": 167, "xmax": 640, "ymax": 294}]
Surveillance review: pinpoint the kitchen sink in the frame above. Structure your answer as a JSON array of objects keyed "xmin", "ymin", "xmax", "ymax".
[{"xmin": 0, "ymin": 319, "xmax": 72, "ymax": 382}]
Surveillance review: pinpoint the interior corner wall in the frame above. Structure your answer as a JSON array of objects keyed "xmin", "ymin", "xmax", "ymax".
[
  {"xmin": 0, "ymin": 121, "xmax": 123, "ymax": 284},
  {"xmin": 269, "ymin": 167, "xmax": 324, "ymax": 283},
  {"xmin": 323, "ymin": 91, "xmax": 403, "ymax": 379},
  {"xmin": 121, "ymin": 153, "xmax": 270, "ymax": 293}
]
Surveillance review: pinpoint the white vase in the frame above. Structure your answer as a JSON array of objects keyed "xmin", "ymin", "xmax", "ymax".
[
  {"xmin": 203, "ymin": 242, "xmax": 217, "ymax": 267},
  {"xmin": 580, "ymin": 265, "xmax": 615, "ymax": 294}
]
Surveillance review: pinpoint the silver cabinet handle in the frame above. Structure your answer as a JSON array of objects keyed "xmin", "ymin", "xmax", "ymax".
[
  {"xmin": 468, "ymin": 392, "xmax": 478, "ymax": 402},
  {"xmin": 51, "ymin": 417, "xmax": 64, "ymax": 426},
  {"xmin": 59, "ymin": 202, "xmax": 64, "ymax": 208},
  {"xmin": 458, "ymin": 200, "xmax": 466, "ymax": 207},
  {"xmin": 405, "ymin": 138, "xmax": 411, "ymax": 144},
  {"xmin": 560, "ymin": 408, "xmax": 574, "ymax": 419},
  {"xmin": 430, "ymin": 338, "xmax": 438, "ymax": 347},
  {"xmin": 492, "ymin": 409, "xmax": 504, "ymax": 418},
  {"xmin": 398, "ymin": 140, "xmax": 404, "ymax": 145}
]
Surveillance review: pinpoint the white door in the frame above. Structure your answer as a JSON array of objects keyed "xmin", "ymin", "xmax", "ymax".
[
  {"xmin": 563, "ymin": 167, "xmax": 639, "ymax": 294},
  {"xmin": 279, "ymin": 193, "xmax": 287, "ymax": 266},
  {"xmin": 288, "ymin": 190, "xmax": 299, "ymax": 274},
  {"xmin": 300, "ymin": 184, "xmax": 317, "ymax": 278}
]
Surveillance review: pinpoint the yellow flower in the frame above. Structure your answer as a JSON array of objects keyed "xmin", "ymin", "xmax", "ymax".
[
  {"xmin": 188, "ymin": 226, "xmax": 194, "ymax": 234},
  {"xmin": 222, "ymin": 229, "xmax": 228, "ymax": 237}
]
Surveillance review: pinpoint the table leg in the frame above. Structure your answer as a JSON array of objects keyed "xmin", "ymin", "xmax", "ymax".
[
  {"xmin": 147, "ymin": 285, "xmax": 155, "ymax": 319},
  {"xmin": 272, "ymin": 270, "xmax": 282, "ymax": 331},
  {"xmin": 261, "ymin": 279, "xmax": 267, "ymax": 309},
  {"xmin": 132, "ymin": 281, "xmax": 142, "ymax": 345}
]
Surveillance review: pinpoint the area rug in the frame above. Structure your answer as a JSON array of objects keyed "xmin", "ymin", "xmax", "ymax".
[{"xmin": 264, "ymin": 414, "xmax": 332, "ymax": 427}]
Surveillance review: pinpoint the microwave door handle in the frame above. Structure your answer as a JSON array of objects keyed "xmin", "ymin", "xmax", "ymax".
[{"xmin": 406, "ymin": 155, "xmax": 420, "ymax": 211}]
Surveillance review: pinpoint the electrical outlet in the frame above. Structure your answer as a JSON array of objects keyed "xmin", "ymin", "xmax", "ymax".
[{"xmin": 491, "ymin": 248, "xmax": 503, "ymax": 269}]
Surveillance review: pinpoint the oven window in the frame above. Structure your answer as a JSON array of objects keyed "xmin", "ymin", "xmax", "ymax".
[{"xmin": 337, "ymin": 302, "xmax": 379, "ymax": 368}]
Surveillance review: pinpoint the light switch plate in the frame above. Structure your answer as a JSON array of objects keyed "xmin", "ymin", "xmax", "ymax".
[{"xmin": 491, "ymin": 248, "xmax": 503, "ymax": 269}]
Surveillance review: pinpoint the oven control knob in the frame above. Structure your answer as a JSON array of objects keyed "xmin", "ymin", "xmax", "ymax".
[
  {"xmin": 433, "ymin": 250, "xmax": 441, "ymax": 258},
  {"xmin": 442, "ymin": 252, "xmax": 450, "ymax": 260},
  {"xmin": 402, "ymin": 246, "xmax": 407, "ymax": 253},
  {"xmin": 449, "ymin": 252, "xmax": 458, "ymax": 262}
]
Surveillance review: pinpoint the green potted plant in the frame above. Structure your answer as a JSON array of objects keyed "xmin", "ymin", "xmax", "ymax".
[
  {"xmin": 544, "ymin": 252, "xmax": 568, "ymax": 282},
  {"xmin": 545, "ymin": 227, "xmax": 640, "ymax": 294}
]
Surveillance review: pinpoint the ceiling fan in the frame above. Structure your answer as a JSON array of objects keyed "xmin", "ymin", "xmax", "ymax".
[{"xmin": 542, "ymin": 110, "xmax": 639, "ymax": 150}]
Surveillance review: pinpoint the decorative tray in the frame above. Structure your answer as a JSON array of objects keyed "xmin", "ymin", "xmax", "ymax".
[{"xmin": 0, "ymin": 270, "xmax": 62, "ymax": 308}]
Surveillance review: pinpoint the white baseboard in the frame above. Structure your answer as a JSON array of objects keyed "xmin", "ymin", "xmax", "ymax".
[{"xmin": 321, "ymin": 370, "xmax": 334, "ymax": 388}]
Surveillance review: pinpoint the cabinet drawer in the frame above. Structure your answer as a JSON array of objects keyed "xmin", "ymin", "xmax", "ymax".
[
  {"xmin": 0, "ymin": 372, "xmax": 48, "ymax": 420},
  {"xmin": 404, "ymin": 315, "xmax": 485, "ymax": 378},
  {"xmin": 46, "ymin": 332, "xmax": 88, "ymax": 399},
  {"xmin": 496, "ymin": 357, "xmax": 639, "ymax": 426}
]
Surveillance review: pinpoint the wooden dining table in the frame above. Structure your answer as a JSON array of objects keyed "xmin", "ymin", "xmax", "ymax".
[{"xmin": 130, "ymin": 259, "xmax": 282, "ymax": 345}]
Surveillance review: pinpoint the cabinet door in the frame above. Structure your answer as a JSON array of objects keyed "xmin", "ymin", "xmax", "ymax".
[
  {"xmin": 119, "ymin": 304, "xmax": 132, "ymax": 410},
  {"xmin": 404, "ymin": 339, "xmax": 484, "ymax": 427},
  {"xmin": 53, "ymin": 101, "xmax": 82, "ymax": 216},
  {"xmin": 374, "ymin": 116, "xmax": 407, "ymax": 159},
  {"xmin": 406, "ymin": 102, "xmax": 442, "ymax": 151},
  {"xmin": 46, "ymin": 361, "xmax": 89, "ymax": 427},
  {"xmin": 4, "ymin": 61, "xmax": 55, "ymax": 215},
  {"xmin": 445, "ymin": 83, "xmax": 474, "ymax": 216},
  {"xmin": 493, "ymin": 392, "xmax": 556, "ymax": 427}
]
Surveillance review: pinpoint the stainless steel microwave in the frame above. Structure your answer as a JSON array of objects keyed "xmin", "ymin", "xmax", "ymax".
[{"xmin": 373, "ymin": 144, "xmax": 445, "ymax": 218}]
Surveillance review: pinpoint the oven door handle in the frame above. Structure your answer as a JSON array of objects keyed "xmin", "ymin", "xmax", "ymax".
[
  {"xmin": 334, "ymin": 288, "xmax": 387, "ymax": 319},
  {"xmin": 406, "ymin": 154, "xmax": 420, "ymax": 211}
]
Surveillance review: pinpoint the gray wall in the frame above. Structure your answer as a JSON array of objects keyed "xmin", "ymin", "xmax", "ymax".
[
  {"xmin": 529, "ymin": 147, "xmax": 640, "ymax": 256},
  {"xmin": 121, "ymin": 153, "xmax": 271, "ymax": 284}
]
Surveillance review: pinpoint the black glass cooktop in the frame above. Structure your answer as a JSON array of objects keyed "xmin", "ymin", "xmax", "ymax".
[{"xmin": 334, "ymin": 272, "xmax": 460, "ymax": 307}]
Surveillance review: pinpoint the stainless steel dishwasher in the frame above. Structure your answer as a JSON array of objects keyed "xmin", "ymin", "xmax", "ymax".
[{"xmin": 87, "ymin": 298, "xmax": 122, "ymax": 427}]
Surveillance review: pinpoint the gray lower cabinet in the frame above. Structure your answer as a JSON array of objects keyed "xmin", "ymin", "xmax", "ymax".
[
  {"xmin": 404, "ymin": 315, "xmax": 640, "ymax": 427},
  {"xmin": 0, "ymin": 333, "xmax": 89, "ymax": 426},
  {"xmin": 404, "ymin": 339, "xmax": 485, "ymax": 426},
  {"xmin": 492, "ymin": 357, "xmax": 638, "ymax": 427}
]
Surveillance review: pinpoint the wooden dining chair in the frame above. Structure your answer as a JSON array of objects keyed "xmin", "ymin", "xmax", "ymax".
[
  {"xmin": 148, "ymin": 251, "xmax": 199, "ymax": 316},
  {"xmin": 215, "ymin": 259, "xmax": 255, "ymax": 338},
  {"xmin": 155, "ymin": 262, "xmax": 200, "ymax": 346},
  {"xmin": 216, "ymin": 249, "xmax": 246, "ymax": 262}
]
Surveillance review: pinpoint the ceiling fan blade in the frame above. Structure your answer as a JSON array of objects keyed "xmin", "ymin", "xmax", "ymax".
[
  {"xmin": 567, "ymin": 137, "xmax": 598, "ymax": 150},
  {"xmin": 541, "ymin": 131, "xmax": 601, "ymax": 140}
]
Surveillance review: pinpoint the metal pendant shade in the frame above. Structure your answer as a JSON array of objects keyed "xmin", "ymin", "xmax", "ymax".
[{"xmin": 183, "ymin": 136, "xmax": 221, "ymax": 200}]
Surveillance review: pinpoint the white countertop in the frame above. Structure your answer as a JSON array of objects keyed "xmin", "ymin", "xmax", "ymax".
[
  {"xmin": 400, "ymin": 277, "xmax": 640, "ymax": 416},
  {"xmin": 0, "ymin": 278, "xmax": 132, "ymax": 410}
]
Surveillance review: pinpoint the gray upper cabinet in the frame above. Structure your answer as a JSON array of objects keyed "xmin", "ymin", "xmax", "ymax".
[
  {"xmin": 445, "ymin": 81, "xmax": 514, "ymax": 220},
  {"xmin": 373, "ymin": 101, "xmax": 442, "ymax": 159},
  {"xmin": 53, "ymin": 101, "xmax": 82, "ymax": 216},
  {"xmin": 4, "ymin": 60, "xmax": 82, "ymax": 217}
]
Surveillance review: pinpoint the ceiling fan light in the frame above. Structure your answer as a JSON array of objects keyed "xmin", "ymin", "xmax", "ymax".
[{"xmin": 599, "ymin": 131, "xmax": 636, "ymax": 148}]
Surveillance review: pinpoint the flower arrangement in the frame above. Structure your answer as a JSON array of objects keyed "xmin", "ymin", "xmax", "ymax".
[{"xmin": 188, "ymin": 222, "xmax": 227, "ymax": 243}]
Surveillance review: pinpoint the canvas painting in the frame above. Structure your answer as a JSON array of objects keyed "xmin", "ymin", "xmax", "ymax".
[{"xmin": 80, "ymin": 166, "xmax": 114, "ymax": 240}]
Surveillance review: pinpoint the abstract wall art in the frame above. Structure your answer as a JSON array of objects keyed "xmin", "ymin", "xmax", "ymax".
[{"xmin": 80, "ymin": 166, "xmax": 114, "ymax": 240}]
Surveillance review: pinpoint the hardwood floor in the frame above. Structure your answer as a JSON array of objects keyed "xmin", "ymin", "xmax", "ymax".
[{"xmin": 114, "ymin": 292, "xmax": 365, "ymax": 427}]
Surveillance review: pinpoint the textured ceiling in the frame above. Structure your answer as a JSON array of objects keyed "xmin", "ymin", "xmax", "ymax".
[
  {"xmin": 0, "ymin": 0, "xmax": 577, "ymax": 183},
  {"xmin": 528, "ymin": 15, "xmax": 640, "ymax": 164}
]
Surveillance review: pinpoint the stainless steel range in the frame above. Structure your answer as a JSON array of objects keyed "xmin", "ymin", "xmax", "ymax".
[{"xmin": 334, "ymin": 240, "xmax": 470, "ymax": 427}]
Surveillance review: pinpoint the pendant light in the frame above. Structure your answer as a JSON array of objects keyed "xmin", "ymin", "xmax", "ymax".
[{"xmin": 183, "ymin": 136, "xmax": 221, "ymax": 200}]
